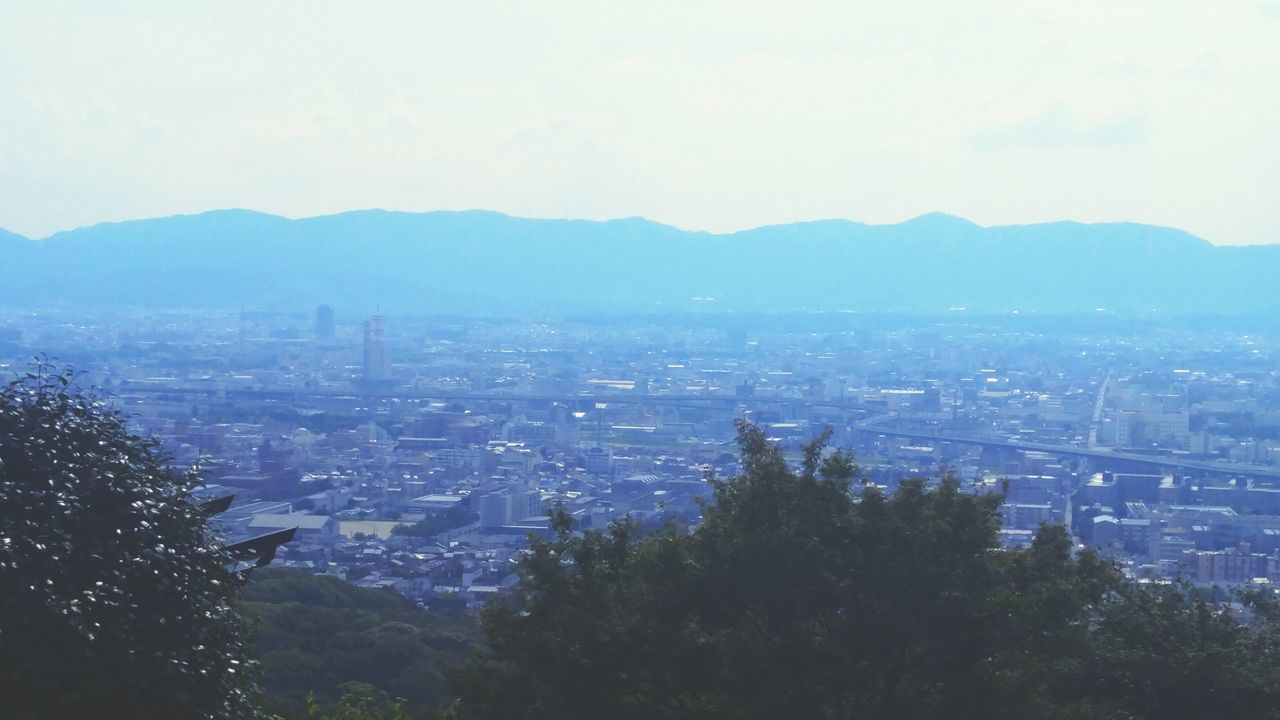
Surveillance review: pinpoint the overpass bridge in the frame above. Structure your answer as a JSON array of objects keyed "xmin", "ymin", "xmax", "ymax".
[{"xmin": 852, "ymin": 423, "xmax": 1280, "ymax": 480}]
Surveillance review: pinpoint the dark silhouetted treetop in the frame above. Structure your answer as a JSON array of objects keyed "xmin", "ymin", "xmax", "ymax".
[{"xmin": 0, "ymin": 365, "xmax": 263, "ymax": 720}]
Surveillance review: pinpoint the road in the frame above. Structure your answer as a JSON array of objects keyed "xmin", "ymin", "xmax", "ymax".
[
  {"xmin": 851, "ymin": 422, "xmax": 1280, "ymax": 480},
  {"xmin": 1088, "ymin": 369, "xmax": 1112, "ymax": 448}
]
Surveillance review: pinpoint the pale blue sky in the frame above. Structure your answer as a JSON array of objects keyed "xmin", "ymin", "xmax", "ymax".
[{"xmin": 2, "ymin": 1, "xmax": 1278, "ymax": 243}]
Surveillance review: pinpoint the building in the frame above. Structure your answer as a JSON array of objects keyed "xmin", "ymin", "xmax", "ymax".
[
  {"xmin": 407, "ymin": 494, "xmax": 466, "ymax": 515},
  {"xmin": 478, "ymin": 485, "xmax": 543, "ymax": 529},
  {"xmin": 1177, "ymin": 544, "xmax": 1279, "ymax": 584},
  {"xmin": 1000, "ymin": 502, "xmax": 1054, "ymax": 530},
  {"xmin": 583, "ymin": 446, "xmax": 613, "ymax": 475},
  {"xmin": 363, "ymin": 315, "xmax": 390, "ymax": 381},
  {"xmin": 1112, "ymin": 408, "xmax": 1190, "ymax": 450},
  {"xmin": 315, "ymin": 305, "xmax": 335, "ymax": 338},
  {"xmin": 247, "ymin": 512, "xmax": 339, "ymax": 545}
]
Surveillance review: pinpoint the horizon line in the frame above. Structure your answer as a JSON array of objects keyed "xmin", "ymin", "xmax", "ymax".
[{"xmin": 1, "ymin": 206, "xmax": 1214, "ymax": 244}]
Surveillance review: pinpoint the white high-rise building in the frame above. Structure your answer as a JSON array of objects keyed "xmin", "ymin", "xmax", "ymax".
[{"xmin": 362, "ymin": 315, "xmax": 389, "ymax": 381}]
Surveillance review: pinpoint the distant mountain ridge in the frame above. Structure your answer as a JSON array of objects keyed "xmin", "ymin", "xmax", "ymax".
[{"xmin": 1, "ymin": 209, "xmax": 1276, "ymax": 315}]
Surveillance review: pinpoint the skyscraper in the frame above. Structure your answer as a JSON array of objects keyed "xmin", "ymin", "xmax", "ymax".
[
  {"xmin": 362, "ymin": 315, "xmax": 389, "ymax": 381},
  {"xmin": 315, "ymin": 305, "xmax": 335, "ymax": 338}
]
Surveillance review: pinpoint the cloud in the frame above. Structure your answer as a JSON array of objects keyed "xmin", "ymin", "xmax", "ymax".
[{"xmin": 970, "ymin": 107, "xmax": 1146, "ymax": 149}]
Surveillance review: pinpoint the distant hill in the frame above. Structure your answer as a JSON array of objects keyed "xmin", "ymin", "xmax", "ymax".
[
  {"xmin": 0, "ymin": 227, "xmax": 27, "ymax": 244},
  {"xmin": 2, "ymin": 209, "xmax": 1277, "ymax": 315}
]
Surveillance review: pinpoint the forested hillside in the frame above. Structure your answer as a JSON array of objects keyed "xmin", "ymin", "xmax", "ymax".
[{"xmin": 240, "ymin": 571, "xmax": 479, "ymax": 720}]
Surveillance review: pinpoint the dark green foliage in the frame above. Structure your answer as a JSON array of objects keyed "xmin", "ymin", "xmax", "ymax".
[
  {"xmin": 1077, "ymin": 583, "xmax": 1280, "ymax": 719},
  {"xmin": 452, "ymin": 421, "xmax": 1280, "ymax": 720},
  {"xmin": 304, "ymin": 682, "xmax": 412, "ymax": 720},
  {"xmin": 240, "ymin": 569, "xmax": 478, "ymax": 719},
  {"xmin": 0, "ymin": 366, "xmax": 262, "ymax": 719},
  {"xmin": 391, "ymin": 505, "xmax": 477, "ymax": 538}
]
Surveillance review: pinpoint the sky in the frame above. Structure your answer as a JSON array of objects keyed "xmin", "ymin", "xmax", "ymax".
[{"xmin": 1, "ymin": 1, "xmax": 1278, "ymax": 244}]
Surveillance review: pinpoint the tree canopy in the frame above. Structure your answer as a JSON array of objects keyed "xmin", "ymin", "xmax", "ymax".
[
  {"xmin": 0, "ymin": 367, "xmax": 262, "ymax": 719},
  {"xmin": 451, "ymin": 421, "xmax": 1280, "ymax": 720},
  {"xmin": 239, "ymin": 569, "xmax": 478, "ymax": 720}
]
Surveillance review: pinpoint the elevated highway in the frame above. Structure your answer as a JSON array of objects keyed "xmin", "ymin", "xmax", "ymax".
[{"xmin": 852, "ymin": 423, "xmax": 1280, "ymax": 480}]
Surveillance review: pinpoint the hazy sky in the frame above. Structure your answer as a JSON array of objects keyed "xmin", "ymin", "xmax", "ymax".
[{"xmin": 2, "ymin": 1, "xmax": 1278, "ymax": 243}]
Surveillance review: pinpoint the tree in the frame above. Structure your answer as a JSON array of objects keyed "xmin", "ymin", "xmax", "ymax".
[
  {"xmin": 1075, "ymin": 582, "xmax": 1280, "ymax": 719},
  {"xmin": 451, "ymin": 421, "xmax": 1280, "ymax": 720},
  {"xmin": 304, "ymin": 682, "xmax": 410, "ymax": 720},
  {"xmin": 0, "ymin": 366, "xmax": 263, "ymax": 719},
  {"xmin": 240, "ymin": 569, "xmax": 478, "ymax": 720}
]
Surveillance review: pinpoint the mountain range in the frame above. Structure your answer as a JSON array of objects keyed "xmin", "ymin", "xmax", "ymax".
[{"xmin": 2, "ymin": 209, "xmax": 1276, "ymax": 315}]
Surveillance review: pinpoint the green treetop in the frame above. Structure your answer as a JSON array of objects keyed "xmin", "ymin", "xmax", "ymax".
[
  {"xmin": 451, "ymin": 421, "xmax": 1280, "ymax": 720},
  {"xmin": 0, "ymin": 367, "xmax": 263, "ymax": 719}
]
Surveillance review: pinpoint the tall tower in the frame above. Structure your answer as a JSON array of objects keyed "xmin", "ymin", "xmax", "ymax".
[
  {"xmin": 362, "ymin": 315, "xmax": 389, "ymax": 381},
  {"xmin": 315, "ymin": 305, "xmax": 335, "ymax": 338}
]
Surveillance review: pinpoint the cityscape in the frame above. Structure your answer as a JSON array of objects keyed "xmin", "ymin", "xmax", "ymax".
[{"xmin": 8, "ymin": 306, "xmax": 1280, "ymax": 606}]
